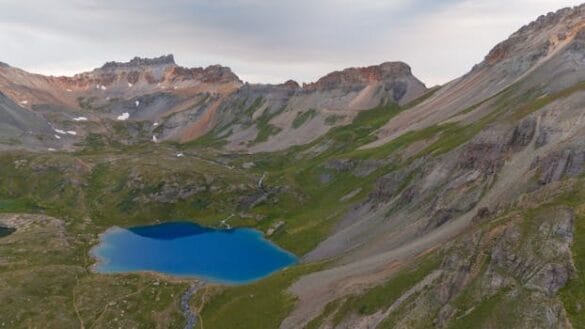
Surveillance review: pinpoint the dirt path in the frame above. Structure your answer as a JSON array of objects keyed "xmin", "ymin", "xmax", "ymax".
[
  {"xmin": 72, "ymin": 275, "xmax": 86, "ymax": 329},
  {"xmin": 219, "ymin": 213, "xmax": 235, "ymax": 229}
]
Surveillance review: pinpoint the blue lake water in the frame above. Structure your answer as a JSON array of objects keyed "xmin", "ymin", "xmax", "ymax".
[{"xmin": 92, "ymin": 221, "xmax": 298, "ymax": 284}]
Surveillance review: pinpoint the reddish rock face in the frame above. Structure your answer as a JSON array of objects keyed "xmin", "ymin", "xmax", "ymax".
[
  {"xmin": 199, "ymin": 65, "xmax": 242, "ymax": 84},
  {"xmin": 282, "ymin": 80, "xmax": 300, "ymax": 89},
  {"xmin": 484, "ymin": 42, "xmax": 512, "ymax": 65},
  {"xmin": 49, "ymin": 55, "xmax": 242, "ymax": 91},
  {"xmin": 127, "ymin": 71, "xmax": 140, "ymax": 84},
  {"xmin": 303, "ymin": 62, "xmax": 413, "ymax": 90},
  {"xmin": 165, "ymin": 65, "xmax": 240, "ymax": 84}
]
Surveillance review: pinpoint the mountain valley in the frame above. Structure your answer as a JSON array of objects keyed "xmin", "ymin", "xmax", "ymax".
[{"xmin": 1, "ymin": 4, "xmax": 585, "ymax": 329}]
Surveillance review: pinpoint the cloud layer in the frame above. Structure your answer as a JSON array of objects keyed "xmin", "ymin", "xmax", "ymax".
[{"xmin": 0, "ymin": 0, "xmax": 582, "ymax": 85}]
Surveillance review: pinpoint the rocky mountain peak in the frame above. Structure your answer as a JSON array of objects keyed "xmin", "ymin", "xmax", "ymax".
[
  {"xmin": 481, "ymin": 4, "xmax": 585, "ymax": 67},
  {"xmin": 56, "ymin": 55, "xmax": 242, "ymax": 91},
  {"xmin": 304, "ymin": 61, "xmax": 414, "ymax": 91},
  {"xmin": 200, "ymin": 65, "xmax": 241, "ymax": 84},
  {"xmin": 99, "ymin": 54, "xmax": 176, "ymax": 71},
  {"xmin": 166, "ymin": 64, "xmax": 242, "ymax": 84},
  {"xmin": 282, "ymin": 79, "xmax": 300, "ymax": 89}
]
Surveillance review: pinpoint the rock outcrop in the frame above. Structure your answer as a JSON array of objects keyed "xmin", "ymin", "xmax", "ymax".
[{"xmin": 302, "ymin": 62, "xmax": 425, "ymax": 105}]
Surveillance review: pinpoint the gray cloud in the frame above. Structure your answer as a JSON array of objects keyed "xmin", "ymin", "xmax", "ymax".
[{"xmin": 0, "ymin": 0, "xmax": 582, "ymax": 85}]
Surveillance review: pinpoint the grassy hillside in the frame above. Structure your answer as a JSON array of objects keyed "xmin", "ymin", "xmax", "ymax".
[{"xmin": 1, "ymin": 77, "xmax": 585, "ymax": 329}]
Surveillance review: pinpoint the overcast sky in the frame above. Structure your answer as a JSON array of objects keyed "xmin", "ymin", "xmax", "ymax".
[{"xmin": 0, "ymin": 0, "xmax": 582, "ymax": 86}]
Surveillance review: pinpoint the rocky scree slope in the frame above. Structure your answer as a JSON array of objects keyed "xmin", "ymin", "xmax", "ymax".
[
  {"xmin": 0, "ymin": 92, "xmax": 55, "ymax": 151},
  {"xmin": 276, "ymin": 4, "xmax": 585, "ymax": 329}
]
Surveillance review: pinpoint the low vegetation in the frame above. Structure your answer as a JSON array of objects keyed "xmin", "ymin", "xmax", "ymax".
[
  {"xmin": 2, "ymin": 78, "xmax": 585, "ymax": 329},
  {"xmin": 292, "ymin": 109, "xmax": 317, "ymax": 128}
]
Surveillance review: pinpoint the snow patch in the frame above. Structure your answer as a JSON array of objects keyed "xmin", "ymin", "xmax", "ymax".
[
  {"xmin": 117, "ymin": 112, "xmax": 130, "ymax": 121},
  {"xmin": 176, "ymin": 153, "xmax": 184, "ymax": 157},
  {"xmin": 48, "ymin": 148, "xmax": 56, "ymax": 152},
  {"xmin": 54, "ymin": 129, "xmax": 67, "ymax": 135},
  {"xmin": 54, "ymin": 135, "xmax": 61, "ymax": 140},
  {"xmin": 66, "ymin": 131, "xmax": 77, "ymax": 136},
  {"xmin": 73, "ymin": 117, "xmax": 88, "ymax": 122},
  {"xmin": 100, "ymin": 85, "xmax": 107, "ymax": 91},
  {"xmin": 66, "ymin": 89, "xmax": 72, "ymax": 92},
  {"xmin": 19, "ymin": 100, "xmax": 28, "ymax": 105},
  {"xmin": 152, "ymin": 135, "xmax": 158, "ymax": 143},
  {"xmin": 135, "ymin": 100, "xmax": 140, "ymax": 107},
  {"xmin": 128, "ymin": 82, "xmax": 133, "ymax": 87},
  {"xmin": 153, "ymin": 122, "xmax": 159, "ymax": 127}
]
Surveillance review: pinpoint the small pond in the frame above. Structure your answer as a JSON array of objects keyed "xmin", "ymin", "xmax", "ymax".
[{"xmin": 0, "ymin": 226, "xmax": 15, "ymax": 238}]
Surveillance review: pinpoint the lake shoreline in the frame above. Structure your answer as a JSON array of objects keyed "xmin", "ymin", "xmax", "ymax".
[{"xmin": 90, "ymin": 221, "xmax": 298, "ymax": 285}]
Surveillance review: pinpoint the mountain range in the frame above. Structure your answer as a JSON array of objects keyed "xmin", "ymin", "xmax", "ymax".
[
  {"xmin": 1, "ymin": 3, "xmax": 585, "ymax": 329},
  {"xmin": 0, "ymin": 53, "xmax": 426, "ymax": 152}
]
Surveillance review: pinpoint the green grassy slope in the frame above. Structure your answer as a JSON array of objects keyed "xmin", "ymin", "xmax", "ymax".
[{"xmin": 1, "ymin": 78, "xmax": 585, "ymax": 329}]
